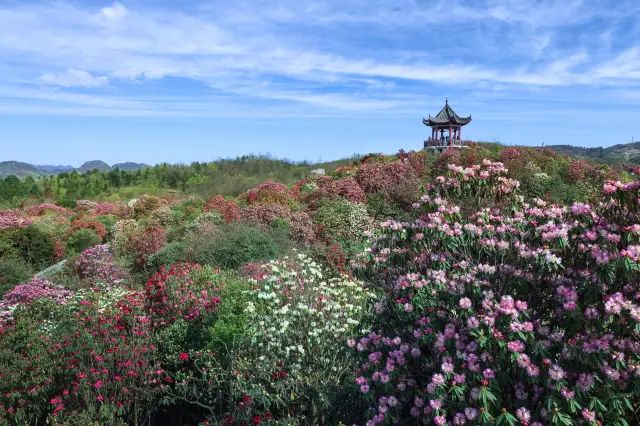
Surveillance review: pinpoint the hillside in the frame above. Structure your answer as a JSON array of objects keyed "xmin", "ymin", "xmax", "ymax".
[
  {"xmin": 0, "ymin": 161, "xmax": 49, "ymax": 178},
  {"xmin": 77, "ymin": 160, "xmax": 112, "ymax": 173},
  {"xmin": 37, "ymin": 165, "xmax": 74, "ymax": 173},
  {"xmin": 112, "ymin": 162, "xmax": 149, "ymax": 171},
  {"xmin": 545, "ymin": 141, "xmax": 640, "ymax": 165}
]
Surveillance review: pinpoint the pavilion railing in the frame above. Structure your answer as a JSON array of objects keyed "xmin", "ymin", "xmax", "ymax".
[{"xmin": 424, "ymin": 139, "xmax": 472, "ymax": 149}]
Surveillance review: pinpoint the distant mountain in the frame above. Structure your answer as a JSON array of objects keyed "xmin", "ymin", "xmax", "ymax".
[
  {"xmin": 77, "ymin": 160, "xmax": 112, "ymax": 173},
  {"xmin": 112, "ymin": 162, "xmax": 149, "ymax": 171},
  {"xmin": 546, "ymin": 142, "xmax": 640, "ymax": 165},
  {"xmin": 37, "ymin": 164, "xmax": 74, "ymax": 172},
  {"xmin": 0, "ymin": 161, "xmax": 49, "ymax": 178}
]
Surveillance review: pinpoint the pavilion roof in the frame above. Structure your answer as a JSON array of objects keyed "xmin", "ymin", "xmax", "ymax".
[{"xmin": 423, "ymin": 99, "xmax": 472, "ymax": 127}]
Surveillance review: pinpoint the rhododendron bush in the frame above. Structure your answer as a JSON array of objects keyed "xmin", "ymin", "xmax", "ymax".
[
  {"xmin": 162, "ymin": 254, "xmax": 373, "ymax": 425},
  {"xmin": 351, "ymin": 160, "xmax": 640, "ymax": 425}
]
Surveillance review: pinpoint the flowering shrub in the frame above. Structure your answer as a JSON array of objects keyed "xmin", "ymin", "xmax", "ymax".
[
  {"xmin": 318, "ymin": 176, "xmax": 366, "ymax": 203},
  {"xmin": 93, "ymin": 201, "xmax": 129, "ymax": 217},
  {"xmin": 244, "ymin": 181, "xmax": 291, "ymax": 206},
  {"xmin": 354, "ymin": 161, "xmax": 416, "ymax": 199},
  {"xmin": 0, "ymin": 210, "xmax": 31, "ymax": 231},
  {"xmin": 26, "ymin": 203, "xmax": 74, "ymax": 217},
  {"xmin": 433, "ymin": 149, "xmax": 462, "ymax": 171},
  {"xmin": 203, "ymin": 195, "xmax": 241, "ymax": 222},
  {"xmin": 240, "ymin": 203, "xmax": 292, "ymax": 226},
  {"xmin": 121, "ymin": 223, "xmax": 166, "ymax": 268},
  {"xmin": 167, "ymin": 254, "xmax": 373, "ymax": 425},
  {"xmin": 288, "ymin": 211, "xmax": 315, "ymax": 246},
  {"xmin": 0, "ymin": 277, "xmax": 73, "ymax": 327},
  {"xmin": 61, "ymin": 245, "xmax": 129, "ymax": 289},
  {"xmin": 568, "ymin": 159, "xmax": 596, "ymax": 183},
  {"xmin": 133, "ymin": 194, "xmax": 166, "ymax": 218},
  {"xmin": 145, "ymin": 262, "xmax": 221, "ymax": 327},
  {"xmin": 351, "ymin": 160, "xmax": 640, "ymax": 425},
  {"xmin": 314, "ymin": 199, "xmax": 372, "ymax": 243}
]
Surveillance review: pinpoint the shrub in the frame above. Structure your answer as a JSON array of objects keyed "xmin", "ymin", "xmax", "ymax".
[
  {"xmin": 350, "ymin": 160, "xmax": 640, "ymax": 425},
  {"xmin": 318, "ymin": 176, "xmax": 366, "ymax": 203},
  {"xmin": 121, "ymin": 223, "xmax": 167, "ymax": 269},
  {"xmin": 66, "ymin": 229, "xmax": 102, "ymax": 255},
  {"xmin": 147, "ymin": 242, "xmax": 190, "ymax": 271},
  {"xmin": 0, "ymin": 254, "xmax": 33, "ymax": 296},
  {"xmin": 0, "ymin": 277, "xmax": 73, "ymax": 327},
  {"xmin": 0, "ymin": 209, "xmax": 32, "ymax": 230},
  {"xmin": 314, "ymin": 198, "xmax": 371, "ymax": 243},
  {"xmin": 2, "ymin": 226, "xmax": 56, "ymax": 270},
  {"xmin": 190, "ymin": 223, "xmax": 286, "ymax": 270},
  {"xmin": 354, "ymin": 160, "xmax": 417, "ymax": 199},
  {"xmin": 60, "ymin": 245, "xmax": 129, "ymax": 289},
  {"xmin": 240, "ymin": 203, "xmax": 292, "ymax": 226},
  {"xmin": 203, "ymin": 195, "xmax": 241, "ymax": 222},
  {"xmin": 165, "ymin": 254, "xmax": 373, "ymax": 425},
  {"xmin": 93, "ymin": 214, "xmax": 118, "ymax": 234}
]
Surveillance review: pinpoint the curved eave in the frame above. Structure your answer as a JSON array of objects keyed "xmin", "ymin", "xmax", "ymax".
[{"xmin": 423, "ymin": 117, "xmax": 472, "ymax": 126}]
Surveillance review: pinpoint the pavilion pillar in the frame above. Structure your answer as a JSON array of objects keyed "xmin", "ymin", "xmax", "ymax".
[
  {"xmin": 449, "ymin": 125, "xmax": 452, "ymax": 146},
  {"xmin": 459, "ymin": 126, "xmax": 462, "ymax": 140}
]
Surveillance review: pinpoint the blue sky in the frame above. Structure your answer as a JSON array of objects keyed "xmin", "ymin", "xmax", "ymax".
[{"xmin": 1, "ymin": 0, "xmax": 640, "ymax": 166}]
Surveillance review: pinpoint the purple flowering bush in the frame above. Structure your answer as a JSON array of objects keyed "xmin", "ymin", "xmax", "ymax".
[
  {"xmin": 352, "ymin": 160, "xmax": 639, "ymax": 426},
  {"xmin": 59, "ymin": 245, "xmax": 129, "ymax": 289}
]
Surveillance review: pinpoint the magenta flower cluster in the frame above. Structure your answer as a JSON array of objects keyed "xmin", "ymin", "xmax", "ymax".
[
  {"xmin": 63, "ymin": 245, "xmax": 129, "ymax": 288},
  {"xmin": 352, "ymin": 160, "xmax": 640, "ymax": 426},
  {"xmin": 0, "ymin": 209, "xmax": 32, "ymax": 230},
  {"xmin": 0, "ymin": 277, "xmax": 74, "ymax": 326}
]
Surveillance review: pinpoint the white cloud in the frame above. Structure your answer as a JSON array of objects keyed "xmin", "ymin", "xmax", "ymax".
[
  {"xmin": 40, "ymin": 69, "xmax": 109, "ymax": 88},
  {"xmin": 100, "ymin": 1, "xmax": 128, "ymax": 20}
]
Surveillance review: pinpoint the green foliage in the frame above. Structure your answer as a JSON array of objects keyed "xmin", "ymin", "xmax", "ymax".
[
  {"xmin": 0, "ymin": 253, "xmax": 33, "ymax": 296},
  {"xmin": 66, "ymin": 228, "xmax": 102, "ymax": 255},
  {"xmin": 365, "ymin": 191, "xmax": 411, "ymax": 221},
  {"xmin": 190, "ymin": 222, "xmax": 288, "ymax": 269},
  {"xmin": 147, "ymin": 242, "xmax": 190, "ymax": 271},
  {"xmin": 0, "ymin": 226, "xmax": 55, "ymax": 270},
  {"xmin": 206, "ymin": 274, "xmax": 251, "ymax": 355}
]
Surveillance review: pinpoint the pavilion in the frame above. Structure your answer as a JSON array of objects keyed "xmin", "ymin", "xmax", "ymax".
[{"xmin": 423, "ymin": 99, "xmax": 472, "ymax": 150}]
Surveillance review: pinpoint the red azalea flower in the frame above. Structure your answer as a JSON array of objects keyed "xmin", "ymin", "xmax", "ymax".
[
  {"xmin": 179, "ymin": 352, "xmax": 189, "ymax": 362},
  {"xmin": 253, "ymin": 415, "xmax": 262, "ymax": 424}
]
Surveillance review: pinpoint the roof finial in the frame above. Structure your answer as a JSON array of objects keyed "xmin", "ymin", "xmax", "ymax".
[{"xmin": 445, "ymin": 97, "xmax": 448, "ymax": 105}]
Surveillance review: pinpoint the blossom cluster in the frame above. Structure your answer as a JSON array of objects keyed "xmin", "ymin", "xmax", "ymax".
[
  {"xmin": 0, "ymin": 277, "xmax": 74, "ymax": 327},
  {"xmin": 0, "ymin": 209, "xmax": 32, "ymax": 230},
  {"xmin": 352, "ymin": 159, "xmax": 640, "ymax": 425},
  {"xmin": 26, "ymin": 203, "xmax": 74, "ymax": 217},
  {"xmin": 62, "ymin": 245, "xmax": 129, "ymax": 288}
]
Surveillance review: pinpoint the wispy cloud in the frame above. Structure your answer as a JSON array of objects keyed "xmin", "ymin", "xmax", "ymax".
[
  {"xmin": 40, "ymin": 69, "xmax": 109, "ymax": 88},
  {"xmin": 0, "ymin": 0, "xmax": 639, "ymax": 117}
]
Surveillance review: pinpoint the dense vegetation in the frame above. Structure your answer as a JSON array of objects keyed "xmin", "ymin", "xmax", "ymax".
[
  {"xmin": 0, "ymin": 144, "xmax": 637, "ymax": 425},
  {"xmin": 0, "ymin": 155, "xmax": 355, "ymax": 209}
]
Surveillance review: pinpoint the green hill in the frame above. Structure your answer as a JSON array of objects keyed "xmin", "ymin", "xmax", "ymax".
[
  {"xmin": 0, "ymin": 161, "xmax": 49, "ymax": 178},
  {"xmin": 77, "ymin": 160, "xmax": 112, "ymax": 173},
  {"xmin": 545, "ymin": 141, "xmax": 640, "ymax": 165},
  {"xmin": 112, "ymin": 162, "xmax": 149, "ymax": 171}
]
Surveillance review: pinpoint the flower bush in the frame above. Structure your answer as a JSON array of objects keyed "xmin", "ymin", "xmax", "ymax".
[
  {"xmin": 0, "ymin": 210, "xmax": 31, "ymax": 231},
  {"xmin": 314, "ymin": 198, "xmax": 371, "ymax": 243},
  {"xmin": 61, "ymin": 245, "xmax": 129, "ymax": 289},
  {"xmin": 165, "ymin": 254, "xmax": 373, "ymax": 425},
  {"xmin": 203, "ymin": 195, "xmax": 241, "ymax": 222},
  {"xmin": 351, "ymin": 160, "xmax": 640, "ymax": 425},
  {"xmin": 120, "ymin": 223, "xmax": 167, "ymax": 269},
  {"xmin": 0, "ymin": 277, "xmax": 73, "ymax": 327},
  {"xmin": 318, "ymin": 176, "xmax": 366, "ymax": 203},
  {"xmin": 26, "ymin": 203, "xmax": 74, "ymax": 218}
]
